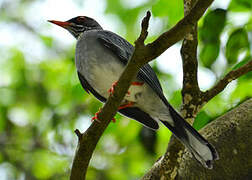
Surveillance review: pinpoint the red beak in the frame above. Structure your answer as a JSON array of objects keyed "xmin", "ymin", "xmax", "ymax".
[{"xmin": 48, "ymin": 20, "xmax": 71, "ymax": 28}]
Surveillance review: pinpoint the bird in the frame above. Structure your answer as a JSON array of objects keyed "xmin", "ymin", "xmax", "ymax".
[{"xmin": 48, "ymin": 16, "xmax": 218, "ymax": 168}]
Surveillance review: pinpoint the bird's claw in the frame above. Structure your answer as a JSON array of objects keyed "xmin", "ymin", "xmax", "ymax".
[
  {"xmin": 108, "ymin": 81, "xmax": 130, "ymax": 95},
  {"xmin": 91, "ymin": 108, "xmax": 116, "ymax": 123},
  {"xmin": 108, "ymin": 81, "xmax": 118, "ymax": 94},
  {"xmin": 91, "ymin": 108, "xmax": 102, "ymax": 123},
  {"xmin": 108, "ymin": 81, "xmax": 144, "ymax": 95},
  {"xmin": 111, "ymin": 117, "xmax": 116, "ymax": 123}
]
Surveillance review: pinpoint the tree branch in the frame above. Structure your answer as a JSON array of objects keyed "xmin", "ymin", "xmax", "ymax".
[
  {"xmin": 155, "ymin": 0, "xmax": 202, "ymax": 177},
  {"xmin": 203, "ymin": 59, "xmax": 252, "ymax": 102},
  {"xmin": 141, "ymin": 8, "xmax": 252, "ymax": 180},
  {"xmin": 175, "ymin": 98, "xmax": 252, "ymax": 179},
  {"xmin": 143, "ymin": 0, "xmax": 214, "ymax": 63},
  {"xmin": 70, "ymin": 0, "xmax": 215, "ymax": 178},
  {"xmin": 180, "ymin": 0, "xmax": 200, "ymax": 122},
  {"xmin": 142, "ymin": 98, "xmax": 252, "ymax": 179},
  {"xmin": 135, "ymin": 11, "xmax": 151, "ymax": 46}
]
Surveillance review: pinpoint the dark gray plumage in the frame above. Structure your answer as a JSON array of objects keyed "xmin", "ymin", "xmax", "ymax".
[{"xmin": 49, "ymin": 16, "xmax": 219, "ymax": 168}]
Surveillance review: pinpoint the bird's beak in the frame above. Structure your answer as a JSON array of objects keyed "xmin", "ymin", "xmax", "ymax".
[{"xmin": 48, "ymin": 20, "xmax": 71, "ymax": 29}]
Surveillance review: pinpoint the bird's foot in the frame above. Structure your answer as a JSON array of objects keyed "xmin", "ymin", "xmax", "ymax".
[
  {"xmin": 91, "ymin": 108, "xmax": 102, "ymax": 122},
  {"xmin": 108, "ymin": 81, "xmax": 118, "ymax": 94},
  {"xmin": 92, "ymin": 101, "xmax": 135, "ymax": 123},
  {"xmin": 91, "ymin": 108, "xmax": 116, "ymax": 123},
  {"xmin": 108, "ymin": 81, "xmax": 130, "ymax": 95},
  {"xmin": 111, "ymin": 117, "xmax": 116, "ymax": 123},
  {"xmin": 108, "ymin": 81, "xmax": 144, "ymax": 95},
  {"xmin": 118, "ymin": 101, "xmax": 135, "ymax": 110},
  {"xmin": 131, "ymin": 81, "xmax": 144, "ymax": 86}
]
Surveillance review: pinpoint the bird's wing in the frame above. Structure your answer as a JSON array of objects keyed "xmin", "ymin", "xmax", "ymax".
[
  {"xmin": 78, "ymin": 72, "xmax": 106, "ymax": 102},
  {"xmin": 97, "ymin": 30, "xmax": 169, "ymax": 105},
  {"xmin": 78, "ymin": 72, "xmax": 159, "ymax": 130},
  {"xmin": 119, "ymin": 107, "xmax": 159, "ymax": 130}
]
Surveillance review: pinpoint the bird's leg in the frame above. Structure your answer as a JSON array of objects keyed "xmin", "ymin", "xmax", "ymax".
[
  {"xmin": 108, "ymin": 81, "xmax": 144, "ymax": 95},
  {"xmin": 104, "ymin": 81, "xmax": 143, "ymax": 122},
  {"xmin": 108, "ymin": 81, "xmax": 131, "ymax": 95},
  {"xmin": 92, "ymin": 108, "xmax": 116, "ymax": 123},
  {"xmin": 92, "ymin": 101, "xmax": 135, "ymax": 123},
  {"xmin": 131, "ymin": 81, "xmax": 144, "ymax": 86},
  {"xmin": 91, "ymin": 108, "xmax": 102, "ymax": 122},
  {"xmin": 118, "ymin": 101, "xmax": 135, "ymax": 110},
  {"xmin": 108, "ymin": 81, "xmax": 118, "ymax": 94}
]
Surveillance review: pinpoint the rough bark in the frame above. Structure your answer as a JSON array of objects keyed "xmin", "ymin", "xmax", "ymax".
[
  {"xmin": 149, "ymin": 0, "xmax": 203, "ymax": 178},
  {"xmin": 142, "ymin": 98, "xmax": 252, "ymax": 179},
  {"xmin": 202, "ymin": 60, "xmax": 252, "ymax": 102},
  {"xmin": 180, "ymin": 0, "xmax": 200, "ymax": 122}
]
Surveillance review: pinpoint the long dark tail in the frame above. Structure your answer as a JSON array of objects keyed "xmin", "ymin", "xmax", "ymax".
[{"xmin": 161, "ymin": 105, "xmax": 219, "ymax": 169}]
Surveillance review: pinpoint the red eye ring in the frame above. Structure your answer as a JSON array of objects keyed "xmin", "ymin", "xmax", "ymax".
[{"xmin": 77, "ymin": 16, "xmax": 85, "ymax": 21}]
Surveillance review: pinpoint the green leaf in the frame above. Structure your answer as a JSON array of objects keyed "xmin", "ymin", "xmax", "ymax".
[
  {"xmin": 231, "ymin": 79, "xmax": 252, "ymax": 100},
  {"xmin": 232, "ymin": 55, "xmax": 251, "ymax": 70},
  {"xmin": 200, "ymin": 41, "xmax": 220, "ymax": 68},
  {"xmin": 229, "ymin": 0, "xmax": 252, "ymax": 12},
  {"xmin": 245, "ymin": 17, "xmax": 252, "ymax": 31},
  {"xmin": 105, "ymin": 0, "xmax": 146, "ymax": 41},
  {"xmin": 199, "ymin": 9, "xmax": 226, "ymax": 68},
  {"xmin": 193, "ymin": 111, "xmax": 212, "ymax": 130},
  {"xmin": 169, "ymin": 90, "xmax": 182, "ymax": 108},
  {"xmin": 200, "ymin": 8, "xmax": 227, "ymax": 43},
  {"xmin": 0, "ymin": 106, "xmax": 7, "ymax": 132},
  {"xmin": 105, "ymin": 0, "xmax": 144, "ymax": 25},
  {"xmin": 225, "ymin": 28, "xmax": 250, "ymax": 64},
  {"xmin": 152, "ymin": 0, "xmax": 183, "ymax": 25},
  {"xmin": 233, "ymin": 56, "xmax": 252, "ymax": 81}
]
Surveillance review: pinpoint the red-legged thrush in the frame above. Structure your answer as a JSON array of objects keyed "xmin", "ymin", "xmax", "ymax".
[{"xmin": 48, "ymin": 16, "xmax": 218, "ymax": 168}]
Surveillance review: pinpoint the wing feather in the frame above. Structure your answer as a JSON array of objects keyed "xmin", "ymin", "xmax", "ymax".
[{"xmin": 97, "ymin": 31, "xmax": 169, "ymax": 105}]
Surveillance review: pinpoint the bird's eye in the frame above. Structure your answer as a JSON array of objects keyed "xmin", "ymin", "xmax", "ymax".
[{"xmin": 77, "ymin": 16, "xmax": 85, "ymax": 22}]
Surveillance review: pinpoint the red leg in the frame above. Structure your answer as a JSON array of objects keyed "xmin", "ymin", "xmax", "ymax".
[
  {"xmin": 118, "ymin": 101, "xmax": 135, "ymax": 110},
  {"xmin": 91, "ymin": 108, "xmax": 116, "ymax": 123},
  {"xmin": 108, "ymin": 81, "xmax": 118, "ymax": 94},
  {"xmin": 111, "ymin": 117, "xmax": 116, "ymax": 123},
  {"xmin": 91, "ymin": 108, "xmax": 102, "ymax": 122},
  {"xmin": 92, "ymin": 102, "xmax": 135, "ymax": 123},
  {"xmin": 108, "ymin": 81, "xmax": 130, "ymax": 95},
  {"xmin": 131, "ymin": 81, "xmax": 144, "ymax": 86},
  {"xmin": 108, "ymin": 81, "xmax": 144, "ymax": 95},
  {"xmin": 105, "ymin": 81, "xmax": 142, "ymax": 122}
]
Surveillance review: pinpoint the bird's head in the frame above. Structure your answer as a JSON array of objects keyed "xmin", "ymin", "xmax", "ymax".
[{"xmin": 48, "ymin": 16, "xmax": 102, "ymax": 39}]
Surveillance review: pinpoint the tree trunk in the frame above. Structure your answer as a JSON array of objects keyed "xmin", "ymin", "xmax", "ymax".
[{"xmin": 142, "ymin": 98, "xmax": 252, "ymax": 179}]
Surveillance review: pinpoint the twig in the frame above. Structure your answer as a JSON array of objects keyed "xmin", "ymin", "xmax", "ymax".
[
  {"xmin": 135, "ymin": 10, "xmax": 151, "ymax": 46},
  {"xmin": 203, "ymin": 59, "xmax": 252, "ymax": 102},
  {"xmin": 74, "ymin": 129, "xmax": 82, "ymax": 141}
]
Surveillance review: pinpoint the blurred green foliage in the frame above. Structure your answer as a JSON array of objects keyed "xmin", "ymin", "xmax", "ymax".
[
  {"xmin": 199, "ymin": 8, "xmax": 226, "ymax": 67},
  {"xmin": 225, "ymin": 28, "xmax": 250, "ymax": 64},
  {"xmin": 0, "ymin": 0, "xmax": 251, "ymax": 179}
]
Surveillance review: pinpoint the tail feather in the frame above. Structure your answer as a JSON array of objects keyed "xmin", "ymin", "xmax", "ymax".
[{"xmin": 161, "ymin": 105, "xmax": 219, "ymax": 169}]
